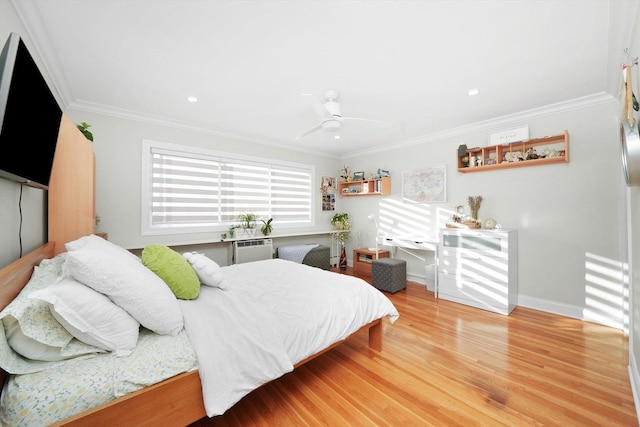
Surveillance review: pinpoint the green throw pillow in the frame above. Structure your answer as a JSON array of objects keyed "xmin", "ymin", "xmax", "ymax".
[{"xmin": 142, "ymin": 244, "xmax": 200, "ymax": 300}]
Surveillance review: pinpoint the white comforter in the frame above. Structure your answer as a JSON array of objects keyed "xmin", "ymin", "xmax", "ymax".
[{"xmin": 178, "ymin": 259, "xmax": 399, "ymax": 417}]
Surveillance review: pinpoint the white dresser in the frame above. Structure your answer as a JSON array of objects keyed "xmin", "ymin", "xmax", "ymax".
[{"xmin": 437, "ymin": 228, "xmax": 517, "ymax": 315}]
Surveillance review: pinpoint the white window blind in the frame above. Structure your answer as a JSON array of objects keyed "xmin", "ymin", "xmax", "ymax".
[{"xmin": 142, "ymin": 140, "xmax": 314, "ymax": 235}]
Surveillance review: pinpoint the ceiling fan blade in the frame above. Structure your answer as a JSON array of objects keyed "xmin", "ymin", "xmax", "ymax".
[
  {"xmin": 294, "ymin": 122, "xmax": 323, "ymax": 140},
  {"xmin": 342, "ymin": 116, "xmax": 393, "ymax": 128},
  {"xmin": 300, "ymin": 93, "xmax": 332, "ymax": 119}
]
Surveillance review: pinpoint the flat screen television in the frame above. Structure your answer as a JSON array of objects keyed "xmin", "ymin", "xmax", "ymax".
[{"xmin": 0, "ymin": 32, "xmax": 62, "ymax": 190}]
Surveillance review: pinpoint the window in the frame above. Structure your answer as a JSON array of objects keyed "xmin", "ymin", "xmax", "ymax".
[{"xmin": 141, "ymin": 140, "xmax": 315, "ymax": 235}]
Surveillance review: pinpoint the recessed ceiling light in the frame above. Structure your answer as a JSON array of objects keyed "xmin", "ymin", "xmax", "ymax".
[
  {"xmin": 334, "ymin": 135, "xmax": 341, "ymax": 140},
  {"xmin": 468, "ymin": 89, "xmax": 479, "ymax": 96},
  {"xmin": 187, "ymin": 96, "xmax": 198, "ymax": 103}
]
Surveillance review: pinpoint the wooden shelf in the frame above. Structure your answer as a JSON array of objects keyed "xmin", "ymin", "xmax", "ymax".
[
  {"xmin": 339, "ymin": 176, "xmax": 390, "ymax": 196},
  {"xmin": 458, "ymin": 130, "xmax": 569, "ymax": 173}
]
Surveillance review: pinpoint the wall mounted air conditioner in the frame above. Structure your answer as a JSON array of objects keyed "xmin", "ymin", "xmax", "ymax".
[{"xmin": 233, "ymin": 239, "xmax": 273, "ymax": 264}]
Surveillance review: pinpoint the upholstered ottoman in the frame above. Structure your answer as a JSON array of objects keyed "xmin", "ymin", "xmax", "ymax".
[
  {"xmin": 276, "ymin": 244, "xmax": 330, "ymax": 270},
  {"xmin": 371, "ymin": 258, "xmax": 406, "ymax": 293},
  {"xmin": 302, "ymin": 245, "xmax": 330, "ymax": 270}
]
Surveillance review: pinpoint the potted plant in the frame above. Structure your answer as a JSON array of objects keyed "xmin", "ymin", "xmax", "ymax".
[
  {"xmin": 76, "ymin": 122, "xmax": 94, "ymax": 142},
  {"xmin": 220, "ymin": 224, "xmax": 239, "ymax": 242},
  {"xmin": 331, "ymin": 213, "xmax": 351, "ymax": 270},
  {"xmin": 237, "ymin": 213, "xmax": 258, "ymax": 237},
  {"xmin": 260, "ymin": 218, "xmax": 273, "ymax": 236}
]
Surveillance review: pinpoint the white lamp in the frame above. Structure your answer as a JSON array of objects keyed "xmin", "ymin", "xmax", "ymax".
[{"xmin": 368, "ymin": 213, "xmax": 380, "ymax": 258}]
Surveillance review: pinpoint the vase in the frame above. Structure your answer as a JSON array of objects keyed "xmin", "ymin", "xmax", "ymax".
[{"xmin": 339, "ymin": 245, "xmax": 347, "ymax": 270}]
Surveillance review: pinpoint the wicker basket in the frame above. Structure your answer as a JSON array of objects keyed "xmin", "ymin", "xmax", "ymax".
[{"xmin": 446, "ymin": 221, "xmax": 481, "ymax": 229}]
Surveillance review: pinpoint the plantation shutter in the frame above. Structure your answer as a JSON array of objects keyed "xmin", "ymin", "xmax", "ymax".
[
  {"xmin": 144, "ymin": 141, "xmax": 314, "ymax": 233},
  {"xmin": 150, "ymin": 147, "xmax": 221, "ymax": 228}
]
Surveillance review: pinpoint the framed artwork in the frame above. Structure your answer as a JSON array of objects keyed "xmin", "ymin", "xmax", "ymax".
[
  {"xmin": 353, "ymin": 171, "xmax": 365, "ymax": 181},
  {"xmin": 402, "ymin": 166, "xmax": 446, "ymax": 203},
  {"xmin": 322, "ymin": 193, "xmax": 335, "ymax": 211},
  {"xmin": 320, "ymin": 176, "xmax": 336, "ymax": 194}
]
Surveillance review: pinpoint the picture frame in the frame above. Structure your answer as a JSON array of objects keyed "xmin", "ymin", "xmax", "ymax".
[
  {"xmin": 402, "ymin": 165, "xmax": 447, "ymax": 203},
  {"xmin": 353, "ymin": 171, "xmax": 365, "ymax": 181},
  {"xmin": 488, "ymin": 125, "xmax": 529, "ymax": 145}
]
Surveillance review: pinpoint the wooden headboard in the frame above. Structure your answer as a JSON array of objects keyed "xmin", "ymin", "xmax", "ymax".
[{"xmin": 0, "ymin": 113, "xmax": 95, "ymax": 385}]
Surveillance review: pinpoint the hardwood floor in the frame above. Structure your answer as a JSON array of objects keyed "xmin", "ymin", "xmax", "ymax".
[{"xmin": 189, "ymin": 269, "xmax": 638, "ymax": 426}]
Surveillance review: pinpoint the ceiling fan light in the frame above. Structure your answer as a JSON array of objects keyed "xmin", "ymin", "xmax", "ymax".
[{"xmin": 322, "ymin": 119, "xmax": 342, "ymax": 132}]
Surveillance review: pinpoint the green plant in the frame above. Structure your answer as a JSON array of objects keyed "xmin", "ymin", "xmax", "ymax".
[
  {"xmin": 76, "ymin": 122, "xmax": 94, "ymax": 142},
  {"xmin": 331, "ymin": 213, "xmax": 351, "ymax": 244},
  {"xmin": 220, "ymin": 224, "xmax": 239, "ymax": 242},
  {"xmin": 260, "ymin": 218, "xmax": 273, "ymax": 236},
  {"xmin": 237, "ymin": 213, "xmax": 258, "ymax": 231}
]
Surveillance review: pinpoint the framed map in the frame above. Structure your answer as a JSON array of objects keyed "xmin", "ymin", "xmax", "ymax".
[{"xmin": 402, "ymin": 166, "xmax": 447, "ymax": 203}]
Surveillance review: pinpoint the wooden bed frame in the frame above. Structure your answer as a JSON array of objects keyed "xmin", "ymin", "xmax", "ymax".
[{"xmin": 0, "ymin": 114, "xmax": 385, "ymax": 426}]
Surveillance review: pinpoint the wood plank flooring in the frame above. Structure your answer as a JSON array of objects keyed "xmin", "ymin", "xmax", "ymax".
[{"xmin": 189, "ymin": 269, "xmax": 638, "ymax": 426}]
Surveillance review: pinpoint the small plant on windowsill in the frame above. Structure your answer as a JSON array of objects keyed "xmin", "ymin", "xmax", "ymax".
[
  {"xmin": 260, "ymin": 218, "xmax": 273, "ymax": 236},
  {"xmin": 237, "ymin": 213, "xmax": 258, "ymax": 237},
  {"xmin": 220, "ymin": 225, "xmax": 239, "ymax": 242}
]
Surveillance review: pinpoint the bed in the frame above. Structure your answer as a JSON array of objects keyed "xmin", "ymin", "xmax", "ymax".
[
  {"xmin": 0, "ymin": 238, "xmax": 398, "ymax": 426},
  {"xmin": 0, "ymin": 114, "xmax": 399, "ymax": 426}
]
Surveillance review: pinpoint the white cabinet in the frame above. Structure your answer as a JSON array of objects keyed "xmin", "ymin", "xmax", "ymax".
[{"xmin": 437, "ymin": 228, "xmax": 517, "ymax": 315}]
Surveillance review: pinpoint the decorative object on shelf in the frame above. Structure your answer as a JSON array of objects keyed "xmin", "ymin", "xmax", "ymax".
[
  {"xmin": 484, "ymin": 218, "xmax": 497, "ymax": 229},
  {"xmin": 459, "ymin": 131, "xmax": 569, "ymax": 173},
  {"xmin": 260, "ymin": 218, "xmax": 273, "ymax": 236},
  {"xmin": 458, "ymin": 144, "xmax": 470, "ymax": 167},
  {"xmin": 76, "ymin": 122, "xmax": 94, "ymax": 142},
  {"xmin": 377, "ymin": 168, "xmax": 390, "ymax": 177},
  {"xmin": 337, "ymin": 176, "xmax": 391, "ymax": 196},
  {"xmin": 353, "ymin": 171, "xmax": 365, "ymax": 181},
  {"xmin": 331, "ymin": 213, "xmax": 351, "ymax": 270},
  {"xmin": 448, "ymin": 205, "xmax": 465, "ymax": 225},
  {"xmin": 402, "ymin": 166, "xmax": 446, "ymax": 203},
  {"xmin": 524, "ymin": 148, "xmax": 538, "ymax": 160},
  {"xmin": 468, "ymin": 195, "xmax": 483, "ymax": 221},
  {"xmin": 339, "ymin": 165, "xmax": 351, "ymax": 182},
  {"xmin": 488, "ymin": 125, "xmax": 529, "ymax": 145}
]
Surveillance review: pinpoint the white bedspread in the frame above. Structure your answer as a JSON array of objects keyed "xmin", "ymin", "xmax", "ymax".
[{"xmin": 178, "ymin": 258, "xmax": 399, "ymax": 417}]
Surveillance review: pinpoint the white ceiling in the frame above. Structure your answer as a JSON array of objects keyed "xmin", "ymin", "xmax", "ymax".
[{"xmin": 10, "ymin": 0, "xmax": 640, "ymax": 158}]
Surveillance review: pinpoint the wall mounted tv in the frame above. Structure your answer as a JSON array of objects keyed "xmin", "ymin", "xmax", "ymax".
[{"xmin": 0, "ymin": 32, "xmax": 62, "ymax": 190}]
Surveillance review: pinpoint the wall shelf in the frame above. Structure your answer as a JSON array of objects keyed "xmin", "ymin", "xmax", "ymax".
[
  {"xmin": 338, "ymin": 176, "xmax": 391, "ymax": 196},
  {"xmin": 458, "ymin": 130, "xmax": 569, "ymax": 173}
]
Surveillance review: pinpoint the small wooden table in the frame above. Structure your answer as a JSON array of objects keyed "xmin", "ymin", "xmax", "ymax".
[{"xmin": 353, "ymin": 248, "xmax": 389, "ymax": 277}]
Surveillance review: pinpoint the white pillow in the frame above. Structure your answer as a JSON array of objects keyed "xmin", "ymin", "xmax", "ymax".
[
  {"xmin": 29, "ymin": 278, "xmax": 140, "ymax": 356},
  {"xmin": 64, "ymin": 235, "xmax": 184, "ymax": 336},
  {"xmin": 4, "ymin": 316, "xmax": 101, "ymax": 362},
  {"xmin": 182, "ymin": 252, "xmax": 226, "ymax": 289}
]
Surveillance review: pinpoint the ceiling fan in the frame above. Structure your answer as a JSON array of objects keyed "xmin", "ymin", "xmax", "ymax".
[{"xmin": 294, "ymin": 89, "xmax": 392, "ymax": 140}]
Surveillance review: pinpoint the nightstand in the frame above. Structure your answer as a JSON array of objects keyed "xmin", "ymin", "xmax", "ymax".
[{"xmin": 352, "ymin": 248, "xmax": 389, "ymax": 277}]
